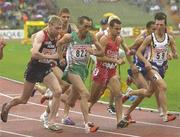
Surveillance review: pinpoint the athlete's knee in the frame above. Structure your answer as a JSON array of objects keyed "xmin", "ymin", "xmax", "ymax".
[
  {"xmin": 140, "ymin": 88, "xmax": 152, "ymax": 98},
  {"xmin": 158, "ymin": 84, "xmax": 167, "ymax": 92},
  {"xmin": 20, "ymin": 97, "xmax": 29, "ymax": 104},
  {"xmin": 60, "ymin": 93, "xmax": 67, "ymax": 103},
  {"xmin": 53, "ymin": 88, "xmax": 62, "ymax": 98},
  {"xmin": 80, "ymin": 91, "xmax": 90, "ymax": 99},
  {"xmin": 114, "ymin": 91, "xmax": 122, "ymax": 99}
]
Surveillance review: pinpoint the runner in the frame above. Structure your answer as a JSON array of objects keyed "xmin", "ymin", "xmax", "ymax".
[
  {"xmin": 56, "ymin": 16, "xmax": 104, "ymax": 133},
  {"xmin": 136, "ymin": 12, "xmax": 178, "ymax": 122},
  {"xmin": 39, "ymin": 8, "xmax": 77, "ymax": 127},
  {"xmin": 1, "ymin": 15, "xmax": 63, "ymax": 132}
]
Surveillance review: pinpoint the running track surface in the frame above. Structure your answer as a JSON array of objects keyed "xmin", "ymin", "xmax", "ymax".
[{"xmin": 0, "ymin": 77, "xmax": 180, "ymax": 137}]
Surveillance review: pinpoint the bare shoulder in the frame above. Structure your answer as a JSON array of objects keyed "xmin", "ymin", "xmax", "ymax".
[
  {"xmin": 100, "ymin": 34, "xmax": 108, "ymax": 41},
  {"xmin": 63, "ymin": 33, "xmax": 72, "ymax": 39},
  {"xmin": 144, "ymin": 35, "xmax": 152, "ymax": 41},
  {"xmin": 168, "ymin": 34, "xmax": 174, "ymax": 41},
  {"xmin": 33, "ymin": 30, "xmax": 45, "ymax": 42}
]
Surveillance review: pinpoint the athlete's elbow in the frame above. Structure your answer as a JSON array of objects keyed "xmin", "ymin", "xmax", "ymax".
[
  {"xmin": 31, "ymin": 51, "xmax": 40, "ymax": 59},
  {"xmin": 136, "ymin": 51, "xmax": 140, "ymax": 58}
]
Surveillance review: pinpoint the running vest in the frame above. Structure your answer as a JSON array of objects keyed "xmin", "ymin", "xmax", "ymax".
[
  {"xmin": 32, "ymin": 30, "xmax": 57, "ymax": 64},
  {"xmin": 150, "ymin": 32, "xmax": 169, "ymax": 65},
  {"xmin": 66, "ymin": 31, "xmax": 93, "ymax": 66},
  {"xmin": 96, "ymin": 36, "xmax": 119, "ymax": 69}
]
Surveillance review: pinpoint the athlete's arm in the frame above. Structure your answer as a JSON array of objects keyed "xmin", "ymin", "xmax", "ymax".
[
  {"xmin": 169, "ymin": 35, "xmax": 178, "ymax": 59},
  {"xmin": 89, "ymin": 33, "xmax": 104, "ymax": 57},
  {"xmin": 96, "ymin": 31, "xmax": 104, "ymax": 41},
  {"xmin": 56, "ymin": 33, "xmax": 72, "ymax": 60},
  {"xmin": 31, "ymin": 31, "xmax": 58, "ymax": 60},
  {"xmin": 119, "ymin": 37, "xmax": 135, "ymax": 66},
  {"xmin": 136, "ymin": 35, "xmax": 152, "ymax": 70},
  {"xmin": 129, "ymin": 37, "xmax": 144, "ymax": 50}
]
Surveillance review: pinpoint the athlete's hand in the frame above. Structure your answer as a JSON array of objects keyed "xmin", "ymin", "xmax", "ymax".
[
  {"xmin": 116, "ymin": 58, "xmax": 125, "ymax": 65},
  {"xmin": 167, "ymin": 52, "xmax": 173, "ymax": 60},
  {"xmin": 49, "ymin": 53, "xmax": 59, "ymax": 59},
  {"xmin": 131, "ymin": 64, "xmax": 139, "ymax": 74},
  {"xmin": 59, "ymin": 58, "xmax": 66, "ymax": 67},
  {"xmin": 126, "ymin": 49, "xmax": 135, "ymax": 56},
  {"xmin": 172, "ymin": 52, "xmax": 178, "ymax": 59},
  {"xmin": 50, "ymin": 60, "xmax": 57, "ymax": 67},
  {"xmin": 86, "ymin": 47, "xmax": 94, "ymax": 55},
  {"xmin": 145, "ymin": 62, "xmax": 152, "ymax": 71}
]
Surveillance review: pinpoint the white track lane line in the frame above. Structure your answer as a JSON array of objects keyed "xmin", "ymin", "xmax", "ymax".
[
  {"xmin": 4, "ymin": 113, "xmax": 141, "ymax": 137},
  {"xmin": 1, "ymin": 76, "xmax": 180, "ymax": 115},
  {"xmin": 0, "ymin": 129, "xmax": 34, "ymax": 137},
  {"xmin": 0, "ymin": 91, "xmax": 180, "ymax": 130}
]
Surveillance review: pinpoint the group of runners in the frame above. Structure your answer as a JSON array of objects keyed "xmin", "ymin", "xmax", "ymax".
[{"xmin": 0, "ymin": 8, "xmax": 178, "ymax": 133}]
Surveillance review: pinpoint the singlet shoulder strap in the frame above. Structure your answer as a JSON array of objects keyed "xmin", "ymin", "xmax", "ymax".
[
  {"xmin": 67, "ymin": 24, "xmax": 72, "ymax": 33},
  {"xmin": 43, "ymin": 30, "xmax": 49, "ymax": 42},
  {"xmin": 151, "ymin": 33, "xmax": 156, "ymax": 45}
]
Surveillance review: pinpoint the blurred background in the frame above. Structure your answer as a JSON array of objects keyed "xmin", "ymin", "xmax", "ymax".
[{"xmin": 0, "ymin": 0, "xmax": 180, "ymax": 29}]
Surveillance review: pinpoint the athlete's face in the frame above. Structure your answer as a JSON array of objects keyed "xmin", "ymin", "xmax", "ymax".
[
  {"xmin": 60, "ymin": 13, "xmax": 70, "ymax": 25},
  {"xmin": 155, "ymin": 19, "xmax": 166, "ymax": 33},
  {"xmin": 79, "ymin": 19, "xmax": 92, "ymax": 34},
  {"xmin": 149, "ymin": 24, "xmax": 156, "ymax": 34},
  {"xmin": 110, "ymin": 23, "xmax": 121, "ymax": 36},
  {"xmin": 49, "ymin": 23, "xmax": 62, "ymax": 37},
  {"xmin": 101, "ymin": 24, "xmax": 108, "ymax": 31}
]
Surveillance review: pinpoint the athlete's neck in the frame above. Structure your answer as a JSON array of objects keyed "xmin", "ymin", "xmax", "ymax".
[
  {"xmin": 155, "ymin": 31, "xmax": 165, "ymax": 38},
  {"xmin": 62, "ymin": 23, "xmax": 68, "ymax": 32},
  {"xmin": 78, "ymin": 31, "xmax": 87, "ymax": 40},
  {"xmin": 108, "ymin": 33, "xmax": 116, "ymax": 41},
  {"xmin": 46, "ymin": 29, "xmax": 55, "ymax": 41}
]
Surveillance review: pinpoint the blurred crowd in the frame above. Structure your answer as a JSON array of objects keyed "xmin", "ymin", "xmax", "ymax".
[
  {"xmin": 167, "ymin": 0, "xmax": 179, "ymax": 14},
  {"xmin": 127, "ymin": 0, "xmax": 179, "ymax": 15},
  {"xmin": 127, "ymin": 0, "xmax": 162, "ymax": 13},
  {"xmin": 0, "ymin": 0, "xmax": 51, "ymax": 29}
]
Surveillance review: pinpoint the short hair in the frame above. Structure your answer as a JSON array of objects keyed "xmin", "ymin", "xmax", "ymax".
[
  {"xmin": 108, "ymin": 15, "xmax": 120, "ymax": 24},
  {"xmin": 48, "ymin": 15, "xmax": 62, "ymax": 25},
  {"xmin": 109, "ymin": 19, "xmax": 121, "ymax": 27},
  {"xmin": 58, "ymin": 8, "xmax": 70, "ymax": 16},
  {"xmin": 100, "ymin": 18, "xmax": 108, "ymax": 25},
  {"xmin": 77, "ymin": 16, "xmax": 91, "ymax": 25},
  {"xmin": 146, "ymin": 21, "xmax": 155, "ymax": 29},
  {"xmin": 154, "ymin": 12, "xmax": 167, "ymax": 25}
]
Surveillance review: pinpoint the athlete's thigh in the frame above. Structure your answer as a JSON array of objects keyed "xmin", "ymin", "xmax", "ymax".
[
  {"xmin": 107, "ymin": 75, "xmax": 121, "ymax": 93},
  {"xmin": 43, "ymin": 72, "xmax": 61, "ymax": 92},
  {"xmin": 67, "ymin": 72, "xmax": 88, "ymax": 94},
  {"xmin": 132, "ymin": 72, "xmax": 149, "ymax": 89},
  {"xmin": 66, "ymin": 86, "xmax": 79, "ymax": 106},
  {"xmin": 21, "ymin": 81, "xmax": 36, "ymax": 101},
  {"xmin": 145, "ymin": 80, "xmax": 155, "ymax": 97},
  {"xmin": 52, "ymin": 66, "xmax": 63, "ymax": 81},
  {"xmin": 146, "ymin": 69, "xmax": 166, "ymax": 89},
  {"xmin": 90, "ymin": 80, "xmax": 106, "ymax": 100}
]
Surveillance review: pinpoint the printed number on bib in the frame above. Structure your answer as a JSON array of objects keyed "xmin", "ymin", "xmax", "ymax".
[
  {"xmin": 156, "ymin": 52, "xmax": 165, "ymax": 60},
  {"xmin": 76, "ymin": 49, "xmax": 87, "ymax": 58},
  {"xmin": 72, "ymin": 46, "xmax": 88, "ymax": 59}
]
